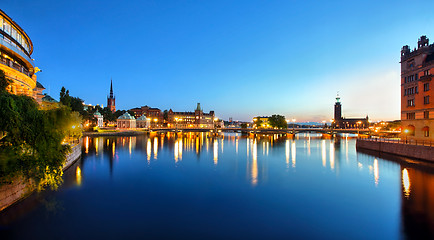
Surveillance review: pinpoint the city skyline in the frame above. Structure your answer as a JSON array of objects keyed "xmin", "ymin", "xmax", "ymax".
[{"xmin": 2, "ymin": 1, "xmax": 434, "ymax": 121}]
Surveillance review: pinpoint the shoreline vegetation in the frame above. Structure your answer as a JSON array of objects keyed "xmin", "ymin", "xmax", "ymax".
[{"xmin": 0, "ymin": 70, "xmax": 82, "ymax": 191}]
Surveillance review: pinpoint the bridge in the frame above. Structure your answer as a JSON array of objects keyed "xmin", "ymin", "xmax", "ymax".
[{"xmin": 148, "ymin": 127, "xmax": 399, "ymax": 137}]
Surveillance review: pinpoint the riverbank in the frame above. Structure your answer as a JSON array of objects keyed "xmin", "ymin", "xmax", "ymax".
[
  {"xmin": 0, "ymin": 140, "xmax": 83, "ymax": 212},
  {"xmin": 356, "ymin": 138, "xmax": 434, "ymax": 162},
  {"xmin": 83, "ymin": 130, "xmax": 148, "ymax": 137}
]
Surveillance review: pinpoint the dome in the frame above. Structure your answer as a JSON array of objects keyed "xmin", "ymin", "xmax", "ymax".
[
  {"xmin": 137, "ymin": 114, "xmax": 147, "ymax": 121},
  {"xmin": 118, "ymin": 112, "xmax": 135, "ymax": 120}
]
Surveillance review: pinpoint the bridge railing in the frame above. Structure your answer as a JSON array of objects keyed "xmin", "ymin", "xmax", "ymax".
[{"xmin": 358, "ymin": 137, "xmax": 434, "ymax": 147}]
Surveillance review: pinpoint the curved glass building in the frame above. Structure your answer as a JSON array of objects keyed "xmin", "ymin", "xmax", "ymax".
[{"xmin": 0, "ymin": 9, "xmax": 37, "ymax": 97}]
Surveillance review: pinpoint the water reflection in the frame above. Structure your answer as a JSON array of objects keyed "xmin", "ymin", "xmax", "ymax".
[
  {"xmin": 2, "ymin": 133, "xmax": 434, "ymax": 239},
  {"xmin": 76, "ymin": 166, "xmax": 82, "ymax": 186},
  {"xmin": 402, "ymin": 168, "xmax": 410, "ymax": 197}
]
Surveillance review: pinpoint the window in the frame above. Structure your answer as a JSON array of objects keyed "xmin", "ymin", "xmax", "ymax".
[
  {"xmin": 404, "ymin": 77, "xmax": 407, "ymax": 83},
  {"xmin": 416, "ymin": 73, "xmax": 419, "ymax": 80},
  {"xmin": 424, "ymin": 96, "xmax": 430, "ymax": 104},
  {"xmin": 406, "ymin": 112, "xmax": 415, "ymax": 119},
  {"xmin": 407, "ymin": 99, "xmax": 415, "ymax": 107},
  {"xmin": 415, "ymin": 86, "xmax": 418, "ymax": 93},
  {"xmin": 424, "ymin": 83, "xmax": 430, "ymax": 92},
  {"xmin": 424, "ymin": 111, "xmax": 430, "ymax": 119},
  {"xmin": 423, "ymin": 127, "xmax": 430, "ymax": 137},
  {"xmin": 425, "ymin": 69, "xmax": 430, "ymax": 76}
]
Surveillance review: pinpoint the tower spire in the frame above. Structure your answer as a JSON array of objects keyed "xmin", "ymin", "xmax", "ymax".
[{"xmin": 110, "ymin": 78, "xmax": 114, "ymax": 98}]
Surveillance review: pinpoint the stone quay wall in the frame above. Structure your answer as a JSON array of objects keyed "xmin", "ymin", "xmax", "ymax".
[
  {"xmin": 0, "ymin": 141, "xmax": 82, "ymax": 211},
  {"xmin": 356, "ymin": 138, "xmax": 434, "ymax": 162}
]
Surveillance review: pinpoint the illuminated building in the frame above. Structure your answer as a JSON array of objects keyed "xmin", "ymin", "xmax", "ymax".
[
  {"xmin": 253, "ymin": 116, "xmax": 272, "ymax": 128},
  {"xmin": 0, "ymin": 10, "xmax": 39, "ymax": 98},
  {"xmin": 332, "ymin": 94, "xmax": 369, "ymax": 129},
  {"xmin": 117, "ymin": 112, "xmax": 136, "ymax": 129},
  {"xmin": 401, "ymin": 36, "xmax": 433, "ymax": 139},
  {"xmin": 94, "ymin": 110, "xmax": 103, "ymax": 128},
  {"xmin": 136, "ymin": 114, "xmax": 150, "ymax": 128},
  {"xmin": 167, "ymin": 103, "xmax": 215, "ymax": 128},
  {"xmin": 129, "ymin": 105, "xmax": 163, "ymax": 128},
  {"xmin": 40, "ymin": 93, "xmax": 58, "ymax": 110},
  {"xmin": 107, "ymin": 79, "xmax": 116, "ymax": 113}
]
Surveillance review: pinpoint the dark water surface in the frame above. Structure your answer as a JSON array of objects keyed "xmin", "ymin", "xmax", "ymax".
[{"xmin": 1, "ymin": 133, "xmax": 434, "ymax": 239}]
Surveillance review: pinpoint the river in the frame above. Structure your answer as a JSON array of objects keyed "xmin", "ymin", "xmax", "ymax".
[{"xmin": 1, "ymin": 132, "xmax": 433, "ymax": 239}]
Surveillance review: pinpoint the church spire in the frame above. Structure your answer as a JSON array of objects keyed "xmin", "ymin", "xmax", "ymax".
[{"xmin": 110, "ymin": 78, "xmax": 114, "ymax": 98}]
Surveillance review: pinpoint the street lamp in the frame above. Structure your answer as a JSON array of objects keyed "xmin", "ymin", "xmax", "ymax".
[
  {"xmin": 404, "ymin": 129, "xmax": 409, "ymax": 144},
  {"xmin": 357, "ymin": 121, "xmax": 362, "ymax": 136},
  {"xmin": 292, "ymin": 118, "xmax": 296, "ymax": 134}
]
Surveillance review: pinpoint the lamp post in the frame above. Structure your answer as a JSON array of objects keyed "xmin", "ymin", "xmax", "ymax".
[
  {"xmin": 292, "ymin": 118, "xmax": 296, "ymax": 134},
  {"xmin": 175, "ymin": 117, "xmax": 178, "ymax": 132},
  {"xmin": 357, "ymin": 121, "xmax": 362, "ymax": 136},
  {"xmin": 404, "ymin": 129, "xmax": 409, "ymax": 144},
  {"xmin": 153, "ymin": 118, "xmax": 158, "ymax": 129}
]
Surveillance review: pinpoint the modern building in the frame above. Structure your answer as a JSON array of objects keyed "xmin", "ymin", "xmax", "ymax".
[
  {"xmin": 94, "ymin": 110, "xmax": 104, "ymax": 128},
  {"xmin": 167, "ymin": 103, "xmax": 215, "ymax": 129},
  {"xmin": 332, "ymin": 95, "xmax": 369, "ymax": 129},
  {"xmin": 0, "ymin": 10, "xmax": 39, "ymax": 98},
  {"xmin": 401, "ymin": 36, "xmax": 433, "ymax": 140},
  {"xmin": 117, "ymin": 112, "xmax": 136, "ymax": 129},
  {"xmin": 136, "ymin": 114, "xmax": 150, "ymax": 128},
  {"xmin": 107, "ymin": 79, "xmax": 116, "ymax": 113}
]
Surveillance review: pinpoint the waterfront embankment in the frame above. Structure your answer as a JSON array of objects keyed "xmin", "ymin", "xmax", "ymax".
[
  {"xmin": 356, "ymin": 138, "xmax": 434, "ymax": 162},
  {"xmin": 83, "ymin": 130, "xmax": 147, "ymax": 137},
  {"xmin": 0, "ymin": 141, "xmax": 82, "ymax": 212}
]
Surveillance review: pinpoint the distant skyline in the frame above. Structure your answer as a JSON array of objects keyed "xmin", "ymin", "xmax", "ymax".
[{"xmin": 2, "ymin": 0, "xmax": 434, "ymax": 122}]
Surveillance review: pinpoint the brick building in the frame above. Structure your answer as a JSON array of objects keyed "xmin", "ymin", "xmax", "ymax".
[{"xmin": 401, "ymin": 36, "xmax": 433, "ymax": 140}]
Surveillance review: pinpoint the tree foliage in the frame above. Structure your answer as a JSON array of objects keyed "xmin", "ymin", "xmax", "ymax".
[
  {"xmin": 268, "ymin": 115, "xmax": 287, "ymax": 129},
  {"xmin": 0, "ymin": 71, "xmax": 81, "ymax": 190}
]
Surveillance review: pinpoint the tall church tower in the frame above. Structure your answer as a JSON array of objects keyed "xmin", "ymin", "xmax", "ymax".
[
  {"xmin": 334, "ymin": 94, "xmax": 342, "ymax": 121},
  {"xmin": 107, "ymin": 79, "xmax": 116, "ymax": 113}
]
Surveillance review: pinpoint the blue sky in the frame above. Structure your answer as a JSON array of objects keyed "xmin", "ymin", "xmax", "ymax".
[{"xmin": 3, "ymin": 0, "xmax": 434, "ymax": 121}]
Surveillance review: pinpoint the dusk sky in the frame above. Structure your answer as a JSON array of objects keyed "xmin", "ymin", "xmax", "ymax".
[{"xmin": 3, "ymin": 0, "xmax": 434, "ymax": 122}]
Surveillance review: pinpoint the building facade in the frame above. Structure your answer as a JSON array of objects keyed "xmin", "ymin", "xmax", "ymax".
[
  {"xmin": 136, "ymin": 114, "xmax": 150, "ymax": 128},
  {"xmin": 107, "ymin": 79, "xmax": 116, "ymax": 113},
  {"xmin": 253, "ymin": 116, "xmax": 272, "ymax": 128},
  {"xmin": 0, "ymin": 10, "xmax": 39, "ymax": 98},
  {"xmin": 94, "ymin": 110, "xmax": 104, "ymax": 128},
  {"xmin": 332, "ymin": 95, "xmax": 369, "ymax": 129},
  {"xmin": 401, "ymin": 36, "xmax": 434, "ymax": 140},
  {"xmin": 167, "ymin": 103, "xmax": 215, "ymax": 129},
  {"xmin": 129, "ymin": 105, "xmax": 163, "ymax": 128}
]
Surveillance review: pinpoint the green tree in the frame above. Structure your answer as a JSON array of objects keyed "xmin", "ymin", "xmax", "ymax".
[
  {"xmin": 59, "ymin": 87, "xmax": 71, "ymax": 107},
  {"xmin": 0, "ymin": 70, "xmax": 81, "ymax": 190},
  {"xmin": 268, "ymin": 115, "xmax": 287, "ymax": 129},
  {"xmin": 240, "ymin": 123, "xmax": 248, "ymax": 128},
  {"xmin": 0, "ymin": 70, "xmax": 11, "ymax": 91}
]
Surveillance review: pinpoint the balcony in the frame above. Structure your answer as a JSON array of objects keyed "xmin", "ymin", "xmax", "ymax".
[{"xmin": 0, "ymin": 55, "xmax": 32, "ymax": 77}]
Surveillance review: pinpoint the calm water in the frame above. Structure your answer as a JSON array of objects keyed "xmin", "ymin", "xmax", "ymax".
[{"xmin": 1, "ymin": 133, "xmax": 434, "ymax": 239}]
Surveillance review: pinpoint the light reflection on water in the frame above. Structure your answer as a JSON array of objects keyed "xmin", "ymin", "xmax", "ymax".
[{"xmin": 1, "ymin": 132, "xmax": 434, "ymax": 239}]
